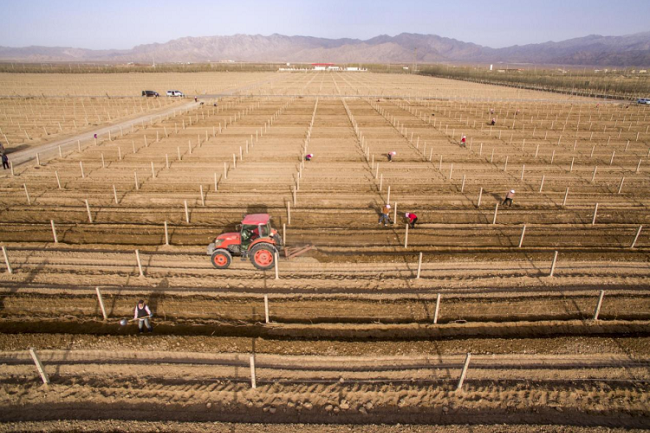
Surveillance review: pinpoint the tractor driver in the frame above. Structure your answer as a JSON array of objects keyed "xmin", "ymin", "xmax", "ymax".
[{"xmin": 240, "ymin": 225, "xmax": 260, "ymax": 252}]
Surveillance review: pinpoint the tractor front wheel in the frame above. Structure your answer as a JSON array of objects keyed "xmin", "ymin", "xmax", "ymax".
[
  {"xmin": 250, "ymin": 244, "xmax": 276, "ymax": 270},
  {"xmin": 211, "ymin": 249, "xmax": 232, "ymax": 269}
]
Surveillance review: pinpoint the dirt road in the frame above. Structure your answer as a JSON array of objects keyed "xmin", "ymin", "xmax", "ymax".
[{"xmin": 8, "ymin": 100, "xmax": 197, "ymax": 166}]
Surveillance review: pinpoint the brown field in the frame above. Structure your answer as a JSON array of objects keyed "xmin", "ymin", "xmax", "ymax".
[{"xmin": 0, "ymin": 71, "xmax": 649, "ymax": 432}]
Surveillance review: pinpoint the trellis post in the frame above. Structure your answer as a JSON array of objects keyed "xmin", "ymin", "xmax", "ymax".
[
  {"xmin": 51, "ymin": 220, "xmax": 58, "ymax": 243},
  {"xmin": 593, "ymin": 290, "xmax": 605, "ymax": 321},
  {"xmin": 630, "ymin": 225, "xmax": 643, "ymax": 249},
  {"xmin": 85, "ymin": 199, "xmax": 93, "ymax": 223},
  {"xmin": 135, "ymin": 249, "xmax": 144, "ymax": 277},
  {"xmin": 2, "ymin": 246, "xmax": 12, "ymax": 274},
  {"xmin": 549, "ymin": 251, "xmax": 559, "ymax": 277},
  {"xmin": 456, "ymin": 353, "xmax": 471, "ymax": 392},
  {"xmin": 95, "ymin": 287, "xmax": 108, "ymax": 320},
  {"xmin": 29, "ymin": 348, "xmax": 49, "ymax": 385},
  {"xmin": 433, "ymin": 294, "xmax": 441, "ymax": 324}
]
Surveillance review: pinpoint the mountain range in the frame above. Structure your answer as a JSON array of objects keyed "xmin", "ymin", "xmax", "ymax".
[{"xmin": 1, "ymin": 32, "xmax": 649, "ymax": 66}]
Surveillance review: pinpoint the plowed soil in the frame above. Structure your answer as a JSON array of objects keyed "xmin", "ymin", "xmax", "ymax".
[{"xmin": 1, "ymin": 72, "xmax": 649, "ymax": 431}]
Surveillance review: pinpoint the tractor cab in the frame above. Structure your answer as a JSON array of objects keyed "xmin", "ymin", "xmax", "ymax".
[
  {"xmin": 239, "ymin": 214, "xmax": 272, "ymax": 251},
  {"xmin": 207, "ymin": 213, "xmax": 282, "ymax": 270}
]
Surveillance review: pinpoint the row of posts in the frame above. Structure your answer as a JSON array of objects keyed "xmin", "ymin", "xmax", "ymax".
[
  {"xmin": 25, "ymin": 286, "xmax": 611, "ymax": 389},
  {"xmin": 5, "ymin": 237, "xmax": 642, "ymax": 280},
  {"xmin": 4, "ymin": 213, "xmax": 646, "ymax": 260},
  {"xmin": 88, "ymin": 285, "xmax": 610, "ymax": 327},
  {"xmin": 23, "ymin": 342, "xmax": 468, "ymax": 392}
]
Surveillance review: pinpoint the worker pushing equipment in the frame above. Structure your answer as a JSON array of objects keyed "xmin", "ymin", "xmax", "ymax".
[
  {"xmin": 378, "ymin": 204, "xmax": 392, "ymax": 226},
  {"xmin": 134, "ymin": 299, "xmax": 153, "ymax": 333}
]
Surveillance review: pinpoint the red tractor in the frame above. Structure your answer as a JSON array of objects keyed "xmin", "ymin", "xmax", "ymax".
[{"xmin": 207, "ymin": 214, "xmax": 282, "ymax": 270}]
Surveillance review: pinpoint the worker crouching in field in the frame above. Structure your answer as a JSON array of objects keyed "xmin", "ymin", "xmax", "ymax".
[
  {"xmin": 378, "ymin": 204, "xmax": 392, "ymax": 226},
  {"xmin": 134, "ymin": 300, "xmax": 154, "ymax": 333},
  {"xmin": 404, "ymin": 212, "xmax": 418, "ymax": 228},
  {"xmin": 305, "ymin": 153, "xmax": 314, "ymax": 161},
  {"xmin": 503, "ymin": 190, "xmax": 515, "ymax": 207},
  {"xmin": 387, "ymin": 151, "xmax": 396, "ymax": 162},
  {"xmin": 460, "ymin": 135, "xmax": 467, "ymax": 147},
  {"xmin": 491, "ymin": 118, "xmax": 496, "ymax": 126}
]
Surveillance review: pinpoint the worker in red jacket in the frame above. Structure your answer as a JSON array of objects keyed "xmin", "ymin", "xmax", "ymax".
[{"xmin": 404, "ymin": 212, "xmax": 418, "ymax": 228}]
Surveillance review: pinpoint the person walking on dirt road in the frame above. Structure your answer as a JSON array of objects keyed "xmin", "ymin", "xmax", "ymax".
[
  {"xmin": 378, "ymin": 204, "xmax": 392, "ymax": 226},
  {"xmin": 503, "ymin": 190, "xmax": 515, "ymax": 207},
  {"xmin": 404, "ymin": 212, "xmax": 418, "ymax": 228},
  {"xmin": 134, "ymin": 300, "xmax": 153, "ymax": 333}
]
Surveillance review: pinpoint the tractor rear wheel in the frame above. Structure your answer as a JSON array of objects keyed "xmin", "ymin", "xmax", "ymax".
[
  {"xmin": 250, "ymin": 244, "xmax": 276, "ymax": 270},
  {"xmin": 211, "ymin": 249, "xmax": 232, "ymax": 269}
]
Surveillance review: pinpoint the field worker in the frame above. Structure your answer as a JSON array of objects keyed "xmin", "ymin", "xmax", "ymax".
[
  {"xmin": 378, "ymin": 204, "xmax": 392, "ymax": 226},
  {"xmin": 93, "ymin": 133, "xmax": 97, "ymax": 139},
  {"xmin": 460, "ymin": 135, "xmax": 467, "ymax": 147},
  {"xmin": 404, "ymin": 212, "xmax": 418, "ymax": 228},
  {"xmin": 491, "ymin": 118, "xmax": 496, "ymax": 126},
  {"xmin": 134, "ymin": 300, "xmax": 153, "ymax": 333},
  {"xmin": 2, "ymin": 153, "xmax": 8, "ymax": 170},
  {"xmin": 305, "ymin": 153, "xmax": 314, "ymax": 161},
  {"xmin": 194, "ymin": 96, "xmax": 198, "ymax": 102},
  {"xmin": 503, "ymin": 190, "xmax": 515, "ymax": 207}
]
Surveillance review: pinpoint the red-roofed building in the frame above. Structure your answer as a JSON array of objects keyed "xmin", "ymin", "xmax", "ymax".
[{"xmin": 312, "ymin": 63, "xmax": 340, "ymax": 71}]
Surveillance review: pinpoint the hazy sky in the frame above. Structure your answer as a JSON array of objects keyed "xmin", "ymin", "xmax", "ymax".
[{"xmin": 1, "ymin": 0, "xmax": 649, "ymax": 50}]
